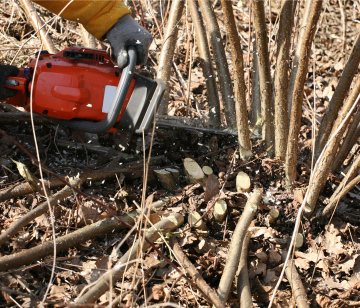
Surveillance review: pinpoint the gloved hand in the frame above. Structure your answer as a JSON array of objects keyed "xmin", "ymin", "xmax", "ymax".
[
  {"xmin": 0, "ymin": 65, "xmax": 19, "ymax": 100},
  {"xmin": 106, "ymin": 14, "xmax": 153, "ymax": 68}
]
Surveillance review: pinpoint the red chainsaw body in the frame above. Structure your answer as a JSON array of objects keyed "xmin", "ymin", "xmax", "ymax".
[{"xmin": 6, "ymin": 46, "xmax": 136, "ymax": 122}]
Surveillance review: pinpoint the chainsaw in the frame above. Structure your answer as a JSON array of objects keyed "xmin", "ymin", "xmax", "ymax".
[
  {"xmin": 4, "ymin": 46, "xmax": 165, "ymax": 134},
  {"xmin": 4, "ymin": 46, "xmax": 239, "ymax": 137}
]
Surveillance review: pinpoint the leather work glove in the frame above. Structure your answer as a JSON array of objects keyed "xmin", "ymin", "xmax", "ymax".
[
  {"xmin": 106, "ymin": 14, "xmax": 153, "ymax": 68},
  {"xmin": 0, "ymin": 65, "xmax": 19, "ymax": 100}
]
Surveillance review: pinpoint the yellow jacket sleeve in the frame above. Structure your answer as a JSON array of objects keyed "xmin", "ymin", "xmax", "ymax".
[{"xmin": 32, "ymin": 1, "xmax": 131, "ymax": 39}]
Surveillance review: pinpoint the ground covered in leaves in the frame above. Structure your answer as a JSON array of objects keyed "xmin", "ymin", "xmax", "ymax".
[{"xmin": 1, "ymin": 0, "xmax": 360, "ymax": 307}]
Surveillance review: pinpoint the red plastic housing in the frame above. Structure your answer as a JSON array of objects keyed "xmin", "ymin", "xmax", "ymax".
[{"xmin": 6, "ymin": 47, "xmax": 136, "ymax": 122}]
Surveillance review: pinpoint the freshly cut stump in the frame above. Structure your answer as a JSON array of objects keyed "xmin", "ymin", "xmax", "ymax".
[
  {"xmin": 213, "ymin": 199, "xmax": 227, "ymax": 222},
  {"xmin": 296, "ymin": 233, "xmax": 304, "ymax": 248},
  {"xmin": 184, "ymin": 158, "xmax": 206, "ymax": 185},
  {"xmin": 236, "ymin": 171, "xmax": 251, "ymax": 193},
  {"xmin": 202, "ymin": 165, "xmax": 213, "ymax": 176},
  {"xmin": 154, "ymin": 169, "xmax": 178, "ymax": 191},
  {"xmin": 266, "ymin": 208, "xmax": 280, "ymax": 225},
  {"xmin": 188, "ymin": 211, "xmax": 207, "ymax": 230}
]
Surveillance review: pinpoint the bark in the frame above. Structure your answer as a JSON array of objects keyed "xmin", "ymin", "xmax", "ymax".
[
  {"xmin": 274, "ymin": 0, "xmax": 293, "ymax": 160},
  {"xmin": 282, "ymin": 252, "xmax": 310, "ymax": 308},
  {"xmin": 75, "ymin": 213, "xmax": 184, "ymax": 304},
  {"xmin": 156, "ymin": 0, "xmax": 184, "ymax": 115},
  {"xmin": 332, "ymin": 154, "xmax": 360, "ymax": 203},
  {"xmin": 236, "ymin": 231, "xmax": 252, "ymax": 308},
  {"xmin": 332, "ymin": 108, "xmax": 360, "ymax": 173},
  {"xmin": 20, "ymin": 0, "xmax": 57, "ymax": 54},
  {"xmin": 328, "ymin": 76, "xmax": 360, "ymax": 171},
  {"xmin": 304, "ymin": 77, "xmax": 360, "ymax": 216},
  {"xmin": 285, "ymin": 1, "xmax": 323, "ymax": 189},
  {"xmin": 0, "ymin": 212, "xmax": 137, "ymax": 272},
  {"xmin": 251, "ymin": 35, "xmax": 261, "ymax": 130},
  {"xmin": 287, "ymin": 0, "xmax": 313, "ymax": 112},
  {"xmin": 199, "ymin": 0, "xmax": 236, "ymax": 128},
  {"xmin": 315, "ymin": 34, "xmax": 360, "ymax": 158},
  {"xmin": 188, "ymin": 0, "xmax": 221, "ymax": 128},
  {"xmin": 252, "ymin": 0, "xmax": 275, "ymax": 157},
  {"xmin": 322, "ymin": 173, "xmax": 360, "ymax": 218},
  {"xmin": 217, "ymin": 189, "xmax": 261, "ymax": 304},
  {"xmin": 172, "ymin": 238, "xmax": 225, "ymax": 308},
  {"xmin": 221, "ymin": 0, "xmax": 252, "ymax": 160}
]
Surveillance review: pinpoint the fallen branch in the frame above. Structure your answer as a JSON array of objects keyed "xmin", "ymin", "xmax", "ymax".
[
  {"xmin": 75, "ymin": 213, "xmax": 184, "ymax": 304},
  {"xmin": 0, "ymin": 176, "xmax": 82, "ymax": 246},
  {"xmin": 236, "ymin": 231, "xmax": 252, "ymax": 308},
  {"xmin": 0, "ymin": 212, "xmax": 137, "ymax": 271},
  {"xmin": 217, "ymin": 189, "xmax": 261, "ymax": 304},
  {"xmin": 172, "ymin": 238, "xmax": 225, "ymax": 308},
  {"xmin": 282, "ymin": 251, "xmax": 310, "ymax": 308}
]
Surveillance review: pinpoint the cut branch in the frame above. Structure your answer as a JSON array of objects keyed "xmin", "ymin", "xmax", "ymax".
[
  {"xmin": 0, "ymin": 176, "xmax": 82, "ymax": 246},
  {"xmin": 217, "ymin": 189, "xmax": 261, "ymax": 304},
  {"xmin": 0, "ymin": 212, "xmax": 137, "ymax": 272},
  {"xmin": 282, "ymin": 252, "xmax": 310, "ymax": 308},
  {"xmin": 75, "ymin": 213, "xmax": 184, "ymax": 304},
  {"xmin": 172, "ymin": 238, "xmax": 225, "ymax": 308},
  {"xmin": 236, "ymin": 231, "xmax": 252, "ymax": 308}
]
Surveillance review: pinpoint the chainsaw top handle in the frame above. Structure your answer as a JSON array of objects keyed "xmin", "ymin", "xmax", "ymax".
[{"xmin": 54, "ymin": 46, "xmax": 137, "ymax": 134}]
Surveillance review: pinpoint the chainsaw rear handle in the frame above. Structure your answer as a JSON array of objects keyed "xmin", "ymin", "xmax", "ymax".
[{"xmin": 53, "ymin": 46, "xmax": 137, "ymax": 134}]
